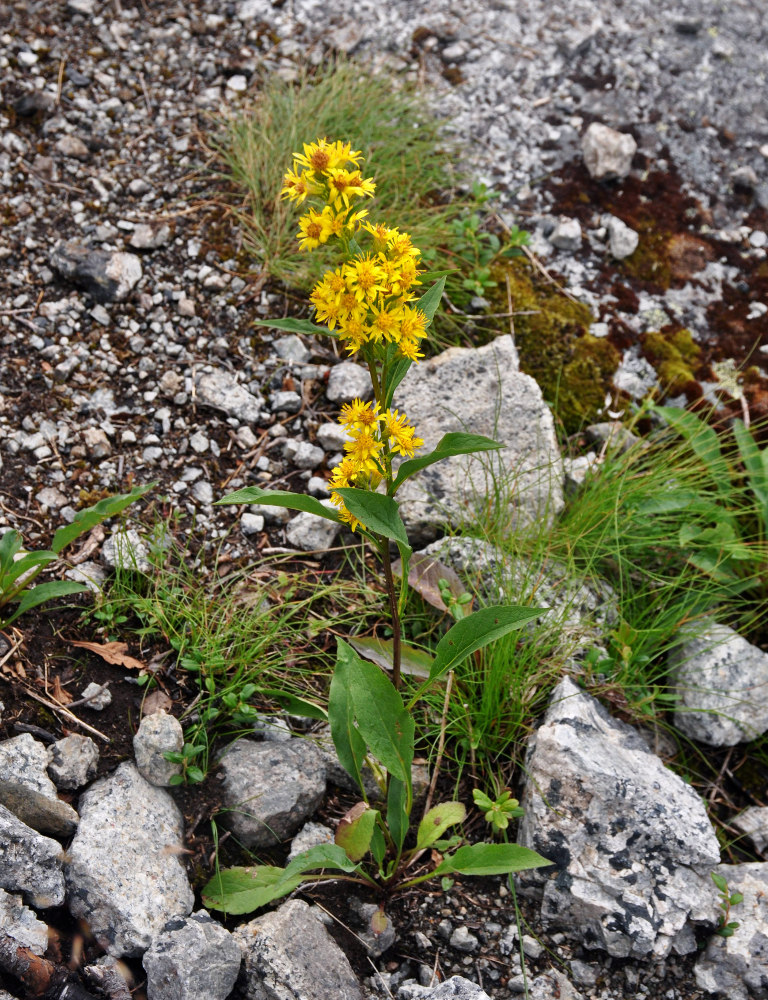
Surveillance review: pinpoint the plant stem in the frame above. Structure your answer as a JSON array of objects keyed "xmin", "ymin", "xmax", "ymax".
[{"xmin": 381, "ymin": 537, "xmax": 402, "ymax": 690}]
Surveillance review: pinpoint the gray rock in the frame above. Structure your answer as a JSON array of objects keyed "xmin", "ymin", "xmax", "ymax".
[
  {"xmin": 233, "ymin": 898, "xmax": 364, "ymax": 1000},
  {"xmin": 83, "ymin": 426, "xmax": 112, "ymax": 458},
  {"xmin": 101, "ymin": 528, "xmax": 151, "ymax": 573},
  {"xmin": 326, "ymin": 361, "xmax": 372, "ymax": 403},
  {"xmin": 273, "ymin": 335, "xmax": 311, "ymax": 363},
  {"xmin": 585, "ymin": 421, "xmax": 640, "ymax": 453},
  {"xmin": 0, "ymin": 779, "xmax": 79, "ymax": 837},
  {"xmin": 449, "ymin": 926, "xmax": 479, "ymax": 953},
  {"xmin": 529, "ymin": 969, "xmax": 585, "ymax": 1000},
  {"xmin": 732, "ymin": 806, "xmax": 768, "ymax": 856},
  {"xmin": 143, "ymin": 910, "xmax": 242, "ymax": 1000},
  {"xmin": 47, "ymin": 735, "xmax": 99, "ymax": 790},
  {"xmin": 519, "ymin": 677, "xmax": 720, "ymax": 958},
  {"xmin": 271, "ymin": 390, "xmax": 302, "ymax": 413},
  {"xmin": 65, "ymin": 559, "xmax": 108, "ymax": 593},
  {"xmin": 54, "ymin": 134, "xmax": 90, "ymax": 160},
  {"xmin": 394, "ymin": 336, "xmax": 563, "ymax": 544},
  {"xmin": 65, "ymin": 762, "xmax": 194, "ymax": 957},
  {"xmin": 286, "ymin": 821, "xmax": 334, "ymax": 862},
  {"xmin": 50, "ymin": 242, "xmax": 142, "ymax": 303},
  {"xmin": 129, "ymin": 223, "xmax": 172, "ymax": 250},
  {"xmin": 285, "ymin": 505, "xmax": 342, "ymax": 551},
  {"xmin": 316, "ymin": 422, "xmax": 348, "ymax": 452},
  {"xmin": 604, "ymin": 214, "xmax": 639, "ymax": 259},
  {"xmin": 350, "ymin": 899, "xmax": 397, "ymax": 958},
  {"xmin": 80, "ymin": 681, "xmax": 113, "ymax": 710},
  {"xmin": 0, "ymin": 733, "xmax": 60, "ymax": 798},
  {"xmin": 0, "ymin": 887, "xmax": 49, "ymax": 954},
  {"xmin": 241, "ymin": 512, "xmax": 265, "ymax": 535},
  {"xmin": 581, "ymin": 123, "xmax": 637, "ymax": 181},
  {"xmin": 195, "ymin": 369, "xmax": 263, "ymax": 424},
  {"xmin": 549, "ymin": 217, "xmax": 582, "ymax": 251},
  {"xmin": 133, "ymin": 712, "xmax": 184, "ymax": 786},
  {"xmin": 218, "ymin": 738, "xmax": 326, "ymax": 848},
  {"xmin": 695, "ymin": 863, "xmax": 768, "ymax": 1000},
  {"xmin": 670, "ymin": 622, "xmax": 768, "ymax": 746},
  {"xmin": 284, "ymin": 439, "xmax": 325, "ymax": 470},
  {"xmin": 396, "ymin": 977, "xmax": 492, "ymax": 999},
  {"xmin": 0, "ymin": 804, "xmax": 65, "ymax": 908}
]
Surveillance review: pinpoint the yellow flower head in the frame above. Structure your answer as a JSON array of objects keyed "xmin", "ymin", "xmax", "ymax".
[
  {"xmin": 339, "ymin": 398, "xmax": 381, "ymax": 431},
  {"xmin": 326, "ymin": 168, "xmax": 376, "ymax": 208},
  {"xmin": 384, "ymin": 409, "xmax": 424, "ymax": 458},
  {"xmin": 345, "ymin": 254, "xmax": 385, "ymax": 304},
  {"xmin": 297, "ymin": 206, "xmax": 334, "ymax": 252},
  {"xmin": 281, "ymin": 166, "xmax": 314, "ymax": 204},
  {"xmin": 344, "ymin": 427, "xmax": 385, "ymax": 473},
  {"xmin": 294, "ymin": 138, "xmax": 361, "ymax": 175}
]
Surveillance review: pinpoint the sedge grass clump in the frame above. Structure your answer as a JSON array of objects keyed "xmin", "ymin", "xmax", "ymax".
[{"xmin": 202, "ymin": 139, "xmax": 552, "ymax": 915}]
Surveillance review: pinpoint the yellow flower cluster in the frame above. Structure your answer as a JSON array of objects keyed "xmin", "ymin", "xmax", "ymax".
[
  {"xmin": 281, "ymin": 139, "xmax": 427, "ymax": 363},
  {"xmin": 328, "ymin": 399, "xmax": 424, "ymax": 531}
]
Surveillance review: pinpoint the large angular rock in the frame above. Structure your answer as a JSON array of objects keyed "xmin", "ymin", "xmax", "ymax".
[
  {"xmin": 581, "ymin": 123, "xmax": 637, "ymax": 181},
  {"xmin": 65, "ymin": 762, "xmax": 194, "ymax": 956},
  {"xmin": 695, "ymin": 863, "xmax": 768, "ymax": 1000},
  {"xmin": 143, "ymin": 910, "xmax": 242, "ymax": 1000},
  {"xmin": 0, "ymin": 804, "xmax": 65, "ymax": 908},
  {"xmin": 394, "ymin": 336, "xmax": 563, "ymax": 544},
  {"xmin": 732, "ymin": 806, "xmax": 768, "ymax": 856},
  {"xmin": 0, "ymin": 734, "xmax": 79, "ymax": 835},
  {"xmin": 195, "ymin": 369, "xmax": 263, "ymax": 425},
  {"xmin": 50, "ymin": 242, "xmax": 142, "ymax": 302},
  {"xmin": 232, "ymin": 899, "xmax": 364, "ymax": 1000},
  {"xmin": 133, "ymin": 712, "xmax": 184, "ymax": 786},
  {"xmin": 47, "ymin": 734, "xmax": 99, "ymax": 790},
  {"xmin": 0, "ymin": 888, "xmax": 49, "ymax": 955},
  {"xmin": 218, "ymin": 738, "xmax": 326, "ymax": 849},
  {"xmin": 519, "ymin": 678, "xmax": 720, "ymax": 958},
  {"xmin": 670, "ymin": 622, "xmax": 768, "ymax": 746}
]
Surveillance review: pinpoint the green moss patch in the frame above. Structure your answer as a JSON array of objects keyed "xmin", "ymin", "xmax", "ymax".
[{"xmin": 641, "ymin": 328, "xmax": 701, "ymax": 394}]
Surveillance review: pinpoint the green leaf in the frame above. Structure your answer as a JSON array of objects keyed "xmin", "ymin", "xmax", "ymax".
[
  {"xmin": 348, "ymin": 635, "xmax": 433, "ymax": 679},
  {"xmin": 347, "ymin": 651, "xmax": 414, "ymax": 787},
  {"xmin": 201, "ymin": 865, "xmax": 302, "ymax": 915},
  {"xmin": 427, "ymin": 606, "xmax": 544, "ymax": 683},
  {"xmin": 391, "ymin": 433, "xmax": 502, "ymax": 493},
  {"xmin": 416, "ymin": 276, "xmax": 446, "ymax": 328},
  {"xmin": 335, "ymin": 803, "xmax": 379, "ymax": 862},
  {"xmin": 733, "ymin": 419, "xmax": 768, "ymax": 520},
  {"xmin": 386, "ymin": 776, "xmax": 410, "ymax": 854},
  {"xmin": 370, "ymin": 825, "xmax": 386, "ymax": 869},
  {"xmin": 433, "ymin": 842, "xmax": 553, "ymax": 878},
  {"xmin": 328, "ymin": 640, "xmax": 368, "ymax": 792},
  {"xmin": 417, "ymin": 802, "xmax": 467, "ymax": 851},
  {"xmin": 383, "ymin": 356, "xmax": 413, "ymax": 410},
  {"xmin": 711, "ymin": 871, "xmax": 728, "ymax": 893},
  {"xmin": 418, "ymin": 270, "xmax": 456, "ymax": 282},
  {"xmin": 0, "ymin": 550, "xmax": 57, "ymax": 593},
  {"xmin": 332, "ymin": 489, "xmax": 409, "ymax": 548},
  {"xmin": 51, "ymin": 484, "xmax": 154, "ymax": 555},
  {"xmin": 651, "ymin": 405, "xmax": 731, "ymax": 498},
  {"xmin": 261, "ymin": 689, "xmax": 328, "ymax": 722},
  {"xmin": 729, "ymin": 892, "xmax": 744, "ymax": 905},
  {"xmin": 216, "ymin": 486, "xmax": 340, "ymax": 523},
  {"xmin": 253, "ymin": 316, "xmax": 332, "ymax": 337},
  {"xmin": 283, "ymin": 843, "xmax": 361, "ymax": 878},
  {"xmin": 0, "ymin": 531, "xmax": 23, "ymax": 575},
  {"xmin": 2, "ymin": 581, "xmax": 89, "ymax": 627}
]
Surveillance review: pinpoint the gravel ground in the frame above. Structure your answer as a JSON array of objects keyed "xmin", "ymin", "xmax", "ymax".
[{"xmin": 2, "ymin": 0, "xmax": 768, "ymax": 997}]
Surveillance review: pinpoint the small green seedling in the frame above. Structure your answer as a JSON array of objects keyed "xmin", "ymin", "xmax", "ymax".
[
  {"xmin": 165, "ymin": 743, "xmax": 206, "ymax": 786},
  {"xmin": 711, "ymin": 871, "xmax": 743, "ymax": 937},
  {"xmin": 473, "ymin": 788, "xmax": 525, "ymax": 834}
]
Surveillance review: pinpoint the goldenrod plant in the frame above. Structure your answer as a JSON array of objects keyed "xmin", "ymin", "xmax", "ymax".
[{"xmin": 203, "ymin": 140, "xmax": 551, "ymax": 914}]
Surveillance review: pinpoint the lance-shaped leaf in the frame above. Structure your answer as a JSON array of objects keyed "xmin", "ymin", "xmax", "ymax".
[
  {"xmin": 328, "ymin": 640, "xmax": 368, "ymax": 793},
  {"xmin": 216, "ymin": 486, "xmax": 341, "ymax": 523},
  {"xmin": 427, "ymin": 605, "xmax": 544, "ymax": 685},
  {"xmin": 386, "ymin": 776, "xmax": 410, "ymax": 854},
  {"xmin": 0, "ymin": 530, "xmax": 23, "ymax": 575},
  {"xmin": 2, "ymin": 580, "xmax": 89, "ymax": 627},
  {"xmin": 253, "ymin": 316, "xmax": 332, "ymax": 337},
  {"xmin": 51, "ymin": 483, "xmax": 154, "ymax": 555},
  {"xmin": 416, "ymin": 276, "xmax": 446, "ymax": 328},
  {"xmin": 433, "ymin": 842, "xmax": 553, "ymax": 878},
  {"xmin": 349, "ymin": 635, "xmax": 433, "ymax": 679},
  {"xmin": 334, "ymin": 487, "xmax": 412, "ymax": 581},
  {"xmin": 335, "ymin": 802, "xmax": 380, "ymax": 862},
  {"xmin": 347, "ymin": 651, "xmax": 414, "ymax": 788},
  {"xmin": 383, "ymin": 355, "xmax": 413, "ymax": 410},
  {"xmin": 260, "ymin": 688, "xmax": 328, "ymax": 722},
  {"xmin": 201, "ymin": 865, "xmax": 295, "ymax": 914},
  {"xmin": 391, "ymin": 433, "xmax": 502, "ymax": 493},
  {"xmin": 417, "ymin": 802, "xmax": 467, "ymax": 851},
  {"xmin": 651, "ymin": 404, "xmax": 731, "ymax": 499}
]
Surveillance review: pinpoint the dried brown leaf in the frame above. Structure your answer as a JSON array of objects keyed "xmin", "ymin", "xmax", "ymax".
[
  {"xmin": 392, "ymin": 553, "xmax": 467, "ymax": 613},
  {"xmin": 141, "ymin": 690, "xmax": 173, "ymax": 716},
  {"xmin": 51, "ymin": 676, "xmax": 72, "ymax": 705},
  {"xmin": 70, "ymin": 640, "xmax": 145, "ymax": 671}
]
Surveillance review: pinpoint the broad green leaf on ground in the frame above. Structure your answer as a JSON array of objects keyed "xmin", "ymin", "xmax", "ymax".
[
  {"xmin": 253, "ymin": 316, "xmax": 333, "ymax": 337},
  {"xmin": 416, "ymin": 276, "xmax": 446, "ymax": 327},
  {"xmin": 3, "ymin": 581, "xmax": 89, "ymax": 627},
  {"xmin": 328, "ymin": 640, "xmax": 368, "ymax": 791},
  {"xmin": 427, "ymin": 605, "xmax": 545, "ymax": 683},
  {"xmin": 335, "ymin": 802, "xmax": 379, "ymax": 862},
  {"xmin": 51, "ymin": 483, "xmax": 154, "ymax": 555},
  {"xmin": 283, "ymin": 843, "xmax": 361, "ymax": 878},
  {"xmin": 201, "ymin": 865, "xmax": 301, "ymax": 914},
  {"xmin": 347, "ymin": 651, "xmax": 414, "ymax": 786},
  {"xmin": 348, "ymin": 635, "xmax": 433, "ymax": 679},
  {"xmin": 433, "ymin": 842, "xmax": 553, "ymax": 877},
  {"xmin": 391, "ymin": 433, "xmax": 502, "ymax": 493},
  {"xmin": 216, "ymin": 486, "xmax": 341, "ymax": 522},
  {"xmin": 417, "ymin": 802, "xmax": 467, "ymax": 851}
]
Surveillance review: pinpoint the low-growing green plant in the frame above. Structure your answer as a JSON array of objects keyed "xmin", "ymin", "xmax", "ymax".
[
  {"xmin": 711, "ymin": 871, "xmax": 743, "ymax": 937},
  {"xmin": 0, "ymin": 485, "xmax": 151, "ymax": 630},
  {"xmin": 473, "ymin": 787, "xmax": 524, "ymax": 835},
  {"xmin": 202, "ymin": 139, "xmax": 551, "ymax": 913}
]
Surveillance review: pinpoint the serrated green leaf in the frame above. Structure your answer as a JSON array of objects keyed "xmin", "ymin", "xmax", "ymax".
[
  {"xmin": 51, "ymin": 484, "xmax": 154, "ymax": 555},
  {"xmin": 216, "ymin": 486, "xmax": 340, "ymax": 523},
  {"xmin": 391, "ymin": 433, "xmax": 502, "ymax": 493},
  {"xmin": 434, "ymin": 842, "xmax": 552, "ymax": 878},
  {"xmin": 253, "ymin": 316, "xmax": 333, "ymax": 337},
  {"xmin": 346, "ymin": 651, "xmax": 414, "ymax": 787},
  {"xmin": 328, "ymin": 640, "xmax": 368, "ymax": 793},
  {"xmin": 417, "ymin": 802, "xmax": 467, "ymax": 850},
  {"xmin": 427, "ymin": 605, "xmax": 544, "ymax": 683}
]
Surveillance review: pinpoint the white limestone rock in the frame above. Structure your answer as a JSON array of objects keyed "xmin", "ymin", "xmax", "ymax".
[{"xmin": 581, "ymin": 123, "xmax": 637, "ymax": 181}]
